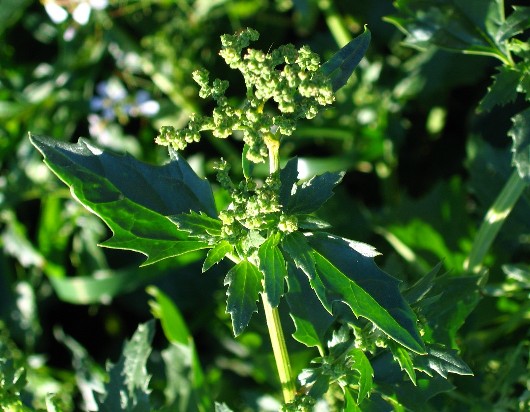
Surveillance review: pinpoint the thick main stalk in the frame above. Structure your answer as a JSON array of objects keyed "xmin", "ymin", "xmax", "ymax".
[{"xmin": 262, "ymin": 132, "xmax": 296, "ymax": 404}]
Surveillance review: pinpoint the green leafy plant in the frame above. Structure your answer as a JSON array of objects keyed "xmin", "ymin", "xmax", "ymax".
[{"xmin": 27, "ymin": 26, "xmax": 477, "ymax": 410}]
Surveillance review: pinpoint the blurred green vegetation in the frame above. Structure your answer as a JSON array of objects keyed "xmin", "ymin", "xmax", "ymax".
[{"xmin": 0, "ymin": 0, "xmax": 528, "ymax": 410}]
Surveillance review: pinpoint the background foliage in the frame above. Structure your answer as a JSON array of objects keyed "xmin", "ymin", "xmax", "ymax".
[{"xmin": 0, "ymin": 0, "xmax": 528, "ymax": 411}]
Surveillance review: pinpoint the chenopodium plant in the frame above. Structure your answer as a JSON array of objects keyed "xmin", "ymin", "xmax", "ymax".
[{"xmin": 30, "ymin": 28, "xmax": 472, "ymax": 410}]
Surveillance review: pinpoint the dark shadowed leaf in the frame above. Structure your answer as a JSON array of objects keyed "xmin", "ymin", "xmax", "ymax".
[
  {"xmin": 285, "ymin": 262, "xmax": 333, "ymax": 349},
  {"xmin": 285, "ymin": 173, "xmax": 344, "ymax": 215},
  {"xmin": 479, "ymin": 66, "xmax": 521, "ymax": 112},
  {"xmin": 319, "ymin": 27, "xmax": 371, "ymax": 91},
  {"xmin": 29, "ymin": 135, "xmax": 215, "ymax": 265},
  {"xmin": 385, "ymin": 0, "xmax": 509, "ymax": 63}
]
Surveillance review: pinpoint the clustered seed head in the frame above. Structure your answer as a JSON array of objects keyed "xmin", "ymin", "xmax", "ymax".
[
  {"xmin": 155, "ymin": 28, "xmax": 334, "ymax": 163},
  {"xmin": 213, "ymin": 159, "xmax": 298, "ymax": 243}
]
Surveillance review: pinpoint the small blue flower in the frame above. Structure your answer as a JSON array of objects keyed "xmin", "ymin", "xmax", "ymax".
[{"xmin": 90, "ymin": 78, "xmax": 160, "ymax": 123}]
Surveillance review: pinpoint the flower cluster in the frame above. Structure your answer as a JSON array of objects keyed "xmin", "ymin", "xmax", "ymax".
[
  {"xmin": 156, "ymin": 28, "xmax": 334, "ymax": 163},
  {"xmin": 213, "ymin": 160, "xmax": 297, "ymax": 247}
]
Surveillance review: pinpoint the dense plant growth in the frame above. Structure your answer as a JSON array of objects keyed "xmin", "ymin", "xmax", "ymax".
[{"xmin": 1, "ymin": 1, "xmax": 528, "ymax": 411}]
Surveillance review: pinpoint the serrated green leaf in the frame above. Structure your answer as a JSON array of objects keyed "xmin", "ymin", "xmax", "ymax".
[
  {"xmin": 202, "ymin": 240, "xmax": 233, "ymax": 272},
  {"xmin": 224, "ymin": 260, "xmax": 263, "ymax": 336},
  {"xmin": 385, "ymin": 0, "xmax": 509, "ymax": 63},
  {"xmin": 413, "ymin": 345, "xmax": 473, "ymax": 378},
  {"xmin": 496, "ymin": 6, "xmax": 530, "ymax": 42},
  {"xmin": 281, "ymin": 231, "xmax": 317, "ymax": 280},
  {"xmin": 349, "ymin": 348, "xmax": 374, "ymax": 404},
  {"xmin": 284, "ymin": 171, "xmax": 345, "ymax": 215},
  {"xmin": 509, "ymin": 107, "xmax": 530, "ymax": 181},
  {"xmin": 285, "ymin": 262, "xmax": 333, "ymax": 349},
  {"xmin": 308, "ymin": 233, "xmax": 425, "ymax": 354},
  {"xmin": 388, "ymin": 342, "xmax": 417, "ymax": 385},
  {"xmin": 319, "ymin": 27, "xmax": 371, "ymax": 91},
  {"xmin": 258, "ymin": 233, "xmax": 286, "ymax": 307},
  {"xmin": 169, "ymin": 211, "xmax": 222, "ymax": 241},
  {"xmin": 97, "ymin": 321, "xmax": 155, "ymax": 411},
  {"xmin": 29, "ymin": 134, "xmax": 215, "ymax": 265},
  {"xmin": 479, "ymin": 66, "xmax": 521, "ymax": 112}
]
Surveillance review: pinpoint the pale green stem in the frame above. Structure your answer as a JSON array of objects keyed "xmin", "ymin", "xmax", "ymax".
[
  {"xmin": 465, "ymin": 170, "xmax": 527, "ymax": 273},
  {"xmin": 262, "ymin": 132, "xmax": 296, "ymax": 404},
  {"xmin": 262, "ymin": 293, "xmax": 296, "ymax": 404}
]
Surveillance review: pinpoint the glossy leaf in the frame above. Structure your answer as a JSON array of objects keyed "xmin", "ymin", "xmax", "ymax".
[
  {"xmin": 349, "ymin": 348, "xmax": 374, "ymax": 404},
  {"xmin": 319, "ymin": 27, "xmax": 371, "ymax": 91},
  {"xmin": 308, "ymin": 233, "xmax": 425, "ymax": 353},
  {"xmin": 388, "ymin": 342, "xmax": 417, "ymax": 384},
  {"xmin": 279, "ymin": 159, "xmax": 344, "ymax": 215},
  {"xmin": 496, "ymin": 6, "xmax": 530, "ymax": 42},
  {"xmin": 97, "ymin": 321, "xmax": 155, "ymax": 411},
  {"xmin": 29, "ymin": 134, "xmax": 215, "ymax": 265},
  {"xmin": 508, "ymin": 107, "xmax": 530, "ymax": 182},
  {"xmin": 297, "ymin": 214, "xmax": 331, "ymax": 230},
  {"xmin": 281, "ymin": 231, "xmax": 318, "ymax": 280},
  {"xmin": 386, "ymin": 0, "xmax": 509, "ymax": 63},
  {"xmin": 258, "ymin": 233, "xmax": 287, "ymax": 307},
  {"xmin": 224, "ymin": 260, "xmax": 263, "ymax": 336},
  {"xmin": 202, "ymin": 240, "xmax": 233, "ymax": 272},
  {"xmin": 413, "ymin": 345, "xmax": 473, "ymax": 378},
  {"xmin": 479, "ymin": 66, "xmax": 521, "ymax": 112},
  {"xmin": 169, "ymin": 211, "xmax": 222, "ymax": 241}
]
